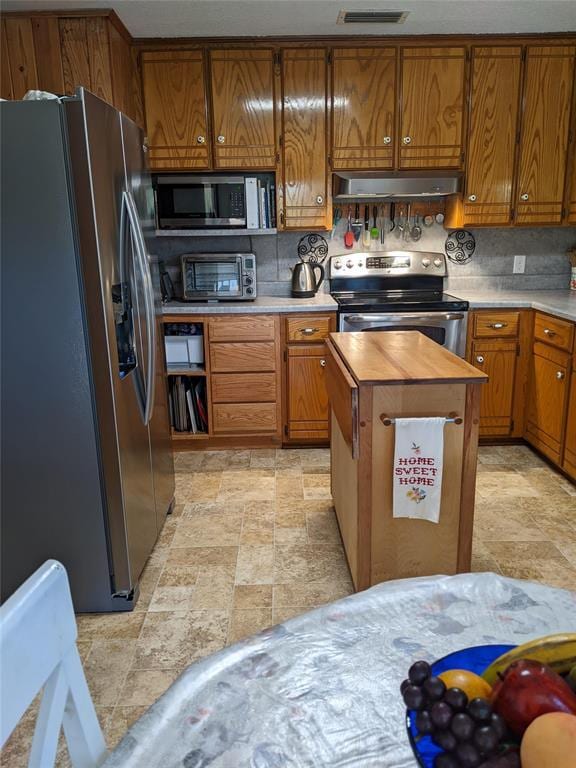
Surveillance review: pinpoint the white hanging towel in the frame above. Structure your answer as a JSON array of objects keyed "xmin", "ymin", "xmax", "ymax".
[{"xmin": 392, "ymin": 417, "xmax": 446, "ymax": 523}]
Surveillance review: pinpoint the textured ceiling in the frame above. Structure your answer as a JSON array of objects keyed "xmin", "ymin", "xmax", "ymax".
[{"xmin": 3, "ymin": 0, "xmax": 576, "ymax": 38}]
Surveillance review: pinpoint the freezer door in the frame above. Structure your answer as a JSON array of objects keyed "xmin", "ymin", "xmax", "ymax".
[
  {"xmin": 65, "ymin": 90, "xmax": 157, "ymax": 593},
  {"xmin": 121, "ymin": 113, "xmax": 175, "ymax": 526}
]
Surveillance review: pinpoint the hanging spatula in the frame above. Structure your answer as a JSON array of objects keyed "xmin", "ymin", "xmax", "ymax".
[
  {"xmin": 344, "ymin": 206, "xmax": 354, "ymax": 249},
  {"xmin": 371, "ymin": 205, "xmax": 379, "ymax": 241},
  {"xmin": 362, "ymin": 205, "xmax": 371, "ymax": 248}
]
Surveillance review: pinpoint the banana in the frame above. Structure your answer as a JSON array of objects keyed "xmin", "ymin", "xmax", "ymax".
[{"xmin": 482, "ymin": 633, "xmax": 576, "ymax": 686}]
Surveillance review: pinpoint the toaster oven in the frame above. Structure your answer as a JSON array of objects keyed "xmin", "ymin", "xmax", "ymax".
[{"xmin": 181, "ymin": 253, "xmax": 257, "ymax": 301}]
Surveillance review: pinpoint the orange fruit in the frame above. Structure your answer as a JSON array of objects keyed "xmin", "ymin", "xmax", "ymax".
[
  {"xmin": 521, "ymin": 712, "xmax": 576, "ymax": 768},
  {"xmin": 438, "ymin": 669, "xmax": 492, "ymax": 700}
]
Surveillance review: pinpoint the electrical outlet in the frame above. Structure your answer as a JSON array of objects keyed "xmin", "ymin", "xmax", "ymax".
[{"xmin": 513, "ymin": 254, "xmax": 526, "ymax": 274}]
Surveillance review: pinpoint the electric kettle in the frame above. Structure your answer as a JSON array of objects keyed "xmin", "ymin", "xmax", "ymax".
[{"xmin": 291, "ymin": 261, "xmax": 325, "ymax": 298}]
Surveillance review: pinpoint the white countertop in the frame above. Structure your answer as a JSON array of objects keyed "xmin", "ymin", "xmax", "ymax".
[
  {"xmin": 161, "ymin": 290, "xmax": 576, "ymax": 322},
  {"xmin": 448, "ymin": 289, "xmax": 576, "ymax": 322},
  {"xmin": 162, "ymin": 294, "xmax": 338, "ymax": 314}
]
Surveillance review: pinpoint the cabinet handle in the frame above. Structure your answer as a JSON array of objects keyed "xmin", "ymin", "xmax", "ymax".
[
  {"xmin": 383, "ymin": 136, "xmax": 392, "ymax": 145},
  {"xmin": 196, "ymin": 135, "xmax": 206, "ymax": 144},
  {"xmin": 316, "ymin": 195, "xmax": 324, "ymax": 205},
  {"xmin": 476, "ymin": 355, "xmax": 484, "ymax": 364},
  {"xmin": 520, "ymin": 193, "xmax": 529, "ymax": 201},
  {"xmin": 402, "ymin": 136, "xmax": 412, "ymax": 145},
  {"xmin": 544, "ymin": 328, "xmax": 556, "ymax": 337},
  {"xmin": 300, "ymin": 327, "xmax": 319, "ymax": 335},
  {"xmin": 488, "ymin": 322, "xmax": 507, "ymax": 329},
  {"xmin": 320, "ymin": 359, "xmax": 326, "ymax": 367},
  {"xmin": 217, "ymin": 135, "xmax": 225, "ymax": 144},
  {"xmin": 468, "ymin": 194, "xmax": 477, "ymax": 202},
  {"xmin": 556, "ymin": 371, "xmax": 565, "ymax": 380}
]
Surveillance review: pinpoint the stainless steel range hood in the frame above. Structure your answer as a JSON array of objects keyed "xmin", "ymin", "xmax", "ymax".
[{"xmin": 333, "ymin": 171, "xmax": 461, "ymax": 199}]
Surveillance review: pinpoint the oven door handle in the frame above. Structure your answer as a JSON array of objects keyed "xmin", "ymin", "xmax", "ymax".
[{"xmin": 343, "ymin": 313, "xmax": 465, "ymax": 324}]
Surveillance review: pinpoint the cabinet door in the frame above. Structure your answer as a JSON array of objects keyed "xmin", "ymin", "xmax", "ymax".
[
  {"xmin": 332, "ymin": 47, "xmax": 396, "ymax": 170},
  {"xmin": 141, "ymin": 50, "xmax": 210, "ymax": 170},
  {"xmin": 516, "ymin": 45, "xmax": 575, "ymax": 224},
  {"xmin": 59, "ymin": 18, "xmax": 91, "ymax": 95},
  {"xmin": 464, "ymin": 47, "xmax": 522, "ymax": 226},
  {"xmin": 1, "ymin": 20, "xmax": 13, "ymax": 99},
  {"xmin": 471, "ymin": 340, "xmax": 518, "ymax": 436},
  {"xmin": 563, "ymin": 361, "xmax": 576, "ymax": 479},
  {"xmin": 3, "ymin": 17, "xmax": 38, "ymax": 99},
  {"xmin": 525, "ymin": 342, "xmax": 571, "ymax": 464},
  {"xmin": 286, "ymin": 344, "xmax": 329, "ymax": 440},
  {"xmin": 209, "ymin": 49, "xmax": 276, "ymax": 169},
  {"xmin": 31, "ymin": 17, "xmax": 65, "ymax": 94},
  {"xmin": 399, "ymin": 47, "xmax": 465, "ymax": 169},
  {"xmin": 281, "ymin": 48, "xmax": 329, "ymax": 230}
]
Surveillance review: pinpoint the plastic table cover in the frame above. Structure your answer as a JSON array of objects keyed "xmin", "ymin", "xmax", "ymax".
[{"xmin": 103, "ymin": 572, "xmax": 576, "ymax": 768}]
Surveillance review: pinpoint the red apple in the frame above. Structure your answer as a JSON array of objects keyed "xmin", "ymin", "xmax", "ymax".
[{"xmin": 491, "ymin": 659, "xmax": 576, "ymax": 736}]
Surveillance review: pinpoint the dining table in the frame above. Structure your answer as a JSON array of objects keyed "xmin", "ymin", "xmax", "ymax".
[{"xmin": 103, "ymin": 572, "xmax": 576, "ymax": 767}]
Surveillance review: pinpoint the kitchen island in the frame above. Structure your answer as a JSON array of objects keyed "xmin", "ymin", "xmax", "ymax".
[{"xmin": 326, "ymin": 331, "xmax": 487, "ymax": 591}]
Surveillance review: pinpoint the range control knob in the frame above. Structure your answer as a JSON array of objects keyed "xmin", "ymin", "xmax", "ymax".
[
  {"xmin": 357, "ymin": 261, "xmax": 363, "ymax": 267},
  {"xmin": 244, "ymin": 276, "xmax": 253, "ymax": 284},
  {"xmin": 421, "ymin": 258, "xmax": 431, "ymax": 268},
  {"xmin": 333, "ymin": 260, "xmax": 342, "ymax": 270},
  {"xmin": 346, "ymin": 259, "xmax": 354, "ymax": 268},
  {"xmin": 433, "ymin": 258, "xmax": 442, "ymax": 268},
  {"xmin": 246, "ymin": 287, "xmax": 253, "ymax": 295}
]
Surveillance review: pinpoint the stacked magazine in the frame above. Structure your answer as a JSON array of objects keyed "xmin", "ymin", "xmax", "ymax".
[{"xmin": 168, "ymin": 376, "xmax": 208, "ymax": 433}]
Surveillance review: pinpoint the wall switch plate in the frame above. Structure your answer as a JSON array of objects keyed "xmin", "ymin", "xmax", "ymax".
[{"xmin": 513, "ymin": 254, "xmax": 526, "ymax": 274}]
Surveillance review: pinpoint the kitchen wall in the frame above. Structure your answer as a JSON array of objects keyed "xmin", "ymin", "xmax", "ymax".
[{"xmin": 152, "ymin": 224, "xmax": 576, "ymax": 298}]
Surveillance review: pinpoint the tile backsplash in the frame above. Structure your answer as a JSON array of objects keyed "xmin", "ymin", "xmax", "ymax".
[{"xmin": 152, "ymin": 224, "xmax": 576, "ymax": 298}]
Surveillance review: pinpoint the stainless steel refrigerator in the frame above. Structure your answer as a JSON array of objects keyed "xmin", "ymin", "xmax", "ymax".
[{"xmin": 0, "ymin": 89, "xmax": 175, "ymax": 612}]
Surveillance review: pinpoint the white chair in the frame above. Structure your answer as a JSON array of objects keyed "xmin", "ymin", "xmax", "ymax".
[{"xmin": 0, "ymin": 559, "xmax": 108, "ymax": 767}]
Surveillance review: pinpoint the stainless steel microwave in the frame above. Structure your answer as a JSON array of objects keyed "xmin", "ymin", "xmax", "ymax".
[
  {"xmin": 155, "ymin": 175, "xmax": 248, "ymax": 229},
  {"xmin": 181, "ymin": 253, "xmax": 257, "ymax": 301}
]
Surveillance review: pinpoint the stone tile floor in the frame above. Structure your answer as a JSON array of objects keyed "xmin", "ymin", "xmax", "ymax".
[{"xmin": 2, "ymin": 445, "xmax": 576, "ymax": 766}]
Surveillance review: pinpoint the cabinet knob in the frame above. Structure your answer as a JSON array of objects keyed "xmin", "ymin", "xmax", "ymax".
[
  {"xmin": 383, "ymin": 136, "xmax": 392, "ymax": 145},
  {"xmin": 544, "ymin": 328, "xmax": 556, "ymax": 337},
  {"xmin": 476, "ymin": 355, "xmax": 484, "ymax": 364},
  {"xmin": 468, "ymin": 194, "xmax": 477, "ymax": 202},
  {"xmin": 320, "ymin": 359, "xmax": 326, "ymax": 367},
  {"xmin": 196, "ymin": 135, "xmax": 206, "ymax": 144},
  {"xmin": 520, "ymin": 193, "xmax": 529, "ymax": 201},
  {"xmin": 300, "ymin": 327, "xmax": 319, "ymax": 335},
  {"xmin": 217, "ymin": 135, "xmax": 225, "ymax": 144},
  {"xmin": 402, "ymin": 136, "xmax": 412, "ymax": 145},
  {"xmin": 316, "ymin": 195, "xmax": 324, "ymax": 205},
  {"xmin": 557, "ymin": 371, "xmax": 565, "ymax": 380},
  {"xmin": 488, "ymin": 322, "xmax": 507, "ymax": 329}
]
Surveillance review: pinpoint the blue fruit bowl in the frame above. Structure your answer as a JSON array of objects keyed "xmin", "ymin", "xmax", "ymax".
[{"xmin": 406, "ymin": 644, "xmax": 515, "ymax": 767}]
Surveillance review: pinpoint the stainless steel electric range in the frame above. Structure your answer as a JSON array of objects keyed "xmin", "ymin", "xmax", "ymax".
[{"xmin": 329, "ymin": 251, "xmax": 469, "ymax": 357}]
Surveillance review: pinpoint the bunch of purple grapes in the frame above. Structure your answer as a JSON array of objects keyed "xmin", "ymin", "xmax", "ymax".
[{"xmin": 400, "ymin": 660, "xmax": 520, "ymax": 768}]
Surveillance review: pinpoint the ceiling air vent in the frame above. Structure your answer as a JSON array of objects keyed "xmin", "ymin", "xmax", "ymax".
[{"xmin": 337, "ymin": 9, "xmax": 409, "ymax": 24}]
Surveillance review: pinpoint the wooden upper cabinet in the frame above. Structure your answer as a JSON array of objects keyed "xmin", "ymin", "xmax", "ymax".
[
  {"xmin": 59, "ymin": 18, "xmax": 92, "ymax": 95},
  {"xmin": 516, "ymin": 45, "xmax": 576, "ymax": 225},
  {"xmin": 3, "ymin": 17, "xmax": 38, "ymax": 99},
  {"xmin": 464, "ymin": 47, "xmax": 522, "ymax": 226},
  {"xmin": 281, "ymin": 48, "xmax": 329, "ymax": 230},
  {"xmin": 209, "ymin": 49, "xmax": 276, "ymax": 169},
  {"xmin": 399, "ymin": 47, "xmax": 466, "ymax": 169},
  {"xmin": 1, "ymin": 21, "xmax": 14, "ymax": 99},
  {"xmin": 142, "ymin": 50, "xmax": 210, "ymax": 170},
  {"xmin": 331, "ymin": 47, "xmax": 396, "ymax": 170}
]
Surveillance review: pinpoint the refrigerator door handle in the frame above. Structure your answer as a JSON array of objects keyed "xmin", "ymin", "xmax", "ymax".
[{"xmin": 123, "ymin": 190, "xmax": 156, "ymax": 426}]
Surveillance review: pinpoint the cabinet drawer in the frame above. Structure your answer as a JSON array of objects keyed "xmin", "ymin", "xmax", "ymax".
[
  {"xmin": 473, "ymin": 312, "xmax": 520, "ymax": 338},
  {"xmin": 212, "ymin": 373, "xmax": 276, "ymax": 403},
  {"xmin": 210, "ymin": 342, "xmax": 276, "ymax": 372},
  {"xmin": 213, "ymin": 403, "xmax": 277, "ymax": 433},
  {"xmin": 534, "ymin": 312, "xmax": 574, "ymax": 352},
  {"xmin": 285, "ymin": 315, "xmax": 333, "ymax": 342},
  {"xmin": 209, "ymin": 315, "xmax": 276, "ymax": 342}
]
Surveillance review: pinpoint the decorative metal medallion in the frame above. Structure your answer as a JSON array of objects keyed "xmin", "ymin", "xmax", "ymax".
[
  {"xmin": 297, "ymin": 233, "xmax": 329, "ymax": 264},
  {"xmin": 445, "ymin": 230, "xmax": 476, "ymax": 264}
]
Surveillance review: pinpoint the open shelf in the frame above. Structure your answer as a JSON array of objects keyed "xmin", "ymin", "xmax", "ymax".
[
  {"xmin": 171, "ymin": 429, "xmax": 209, "ymax": 440},
  {"xmin": 166, "ymin": 366, "xmax": 206, "ymax": 377}
]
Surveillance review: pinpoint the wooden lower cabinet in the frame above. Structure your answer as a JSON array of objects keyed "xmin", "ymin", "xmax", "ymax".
[
  {"xmin": 286, "ymin": 345, "xmax": 330, "ymax": 440},
  {"xmin": 525, "ymin": 341, "xmax": 571, "ymax": 464},
  {"xmin": 471, "ymin": 339, "xmax": 518, "ymax": 436},
  {"xmin": 563, "ymin": 359, "xmax": 576, "ymax": 479}
]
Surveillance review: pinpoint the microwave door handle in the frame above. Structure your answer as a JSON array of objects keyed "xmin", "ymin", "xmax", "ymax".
[{"xmin": 123, "ymin": 191, "xmax": 156, "ymax": 426}]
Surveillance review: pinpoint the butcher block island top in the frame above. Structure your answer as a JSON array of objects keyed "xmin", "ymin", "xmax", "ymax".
[
  {"xmin": 328, "ymin": 331, "xmax": 487, "ymax": 385},
  {"xmin": 325, "ymin": 331, "xmax": 487, "ymax": 592}
]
